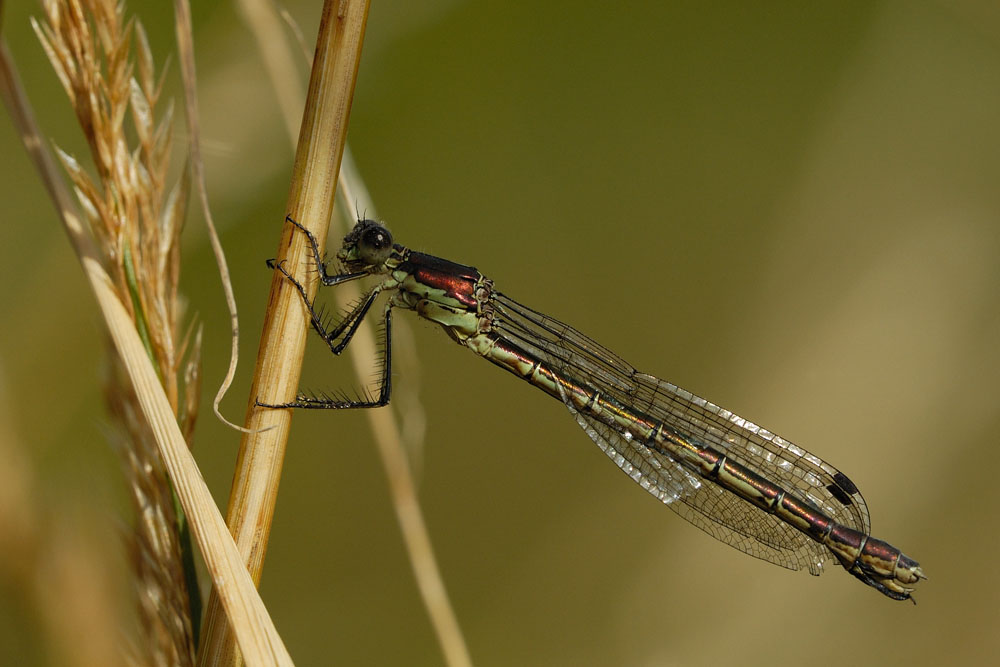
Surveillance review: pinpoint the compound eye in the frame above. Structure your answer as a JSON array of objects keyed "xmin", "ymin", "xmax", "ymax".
[
  {"xmin": 362, "ymin": 225, "xmax": 391, "ymax": 250},
  {"xmin": 358, "ymin": 223, "xmax": 393, "ymax": 265}
]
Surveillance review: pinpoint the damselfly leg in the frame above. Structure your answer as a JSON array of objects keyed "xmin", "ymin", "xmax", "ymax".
[{"xmin": 256, "ymin": 219, "xmax": 394, "ymax": 410}]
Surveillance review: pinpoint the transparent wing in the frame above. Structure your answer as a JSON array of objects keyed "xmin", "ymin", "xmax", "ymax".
[
  {"xmin": 493, "ymin": 292, "xmax": 871, "ymax": 571},
  {"xmin": 566, "ymin": 402, "xmax": 832, "ymax": 573}
]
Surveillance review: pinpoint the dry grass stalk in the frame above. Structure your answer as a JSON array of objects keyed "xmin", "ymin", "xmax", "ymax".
[
  {"xmin": 333, "ymin": 156, "xmax": 469, "ymax": 667},
  {"xmin": 233, "ymin": 2, "xmax": 469, "ymax": 664},
  {"xmin": 172, "ymin": 0, "xmax": 248, "ymax": 436},
  {"xmin": 32, "ymin": 0, "xmax": 198, "ymax": 663},
  {"xmin": 197, "ymin": 1, "xmax": 372, "ymax": 664},
  {"xmin": 106, "ymin": 358, "xmax": 197, "ymax": 667},
  {"xmin": 4, "ymin": 5, "xmax": 291, "ymax": 664}
]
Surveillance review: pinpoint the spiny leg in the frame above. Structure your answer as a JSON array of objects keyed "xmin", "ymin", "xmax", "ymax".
[
  {"xmin": 259, "ymin": 217, "xmax": 393, "ymax": 409},
  {"xmin": 268, "ymin": 258, "xmax": 380, "ymax": 355},
  {"xmin": 258, "ymin": 303, "xmax": 394, "ymax": 410},
  {"xmin": 316, "ymin": 287, "xmax": 382, "ymax": 355},
  {"xmin": 283, "ymin": 214, "xmax": 362, "ymax": 287}
]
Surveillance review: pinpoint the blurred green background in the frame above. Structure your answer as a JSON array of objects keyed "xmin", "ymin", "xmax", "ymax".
[{"xmin": 2, "ymin": 1, "xmax": 999, "ymax": 665}]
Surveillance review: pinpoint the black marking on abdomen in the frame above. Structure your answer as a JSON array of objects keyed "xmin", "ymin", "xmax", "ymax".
[{"xmin": 828, "ymin": 471, "xmax": 859, "ymax": 506}]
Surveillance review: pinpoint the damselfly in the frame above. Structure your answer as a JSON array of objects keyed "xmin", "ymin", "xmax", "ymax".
[{"xmin": 261, "ymin": 216, "xmax": 925, "ymax": 602}]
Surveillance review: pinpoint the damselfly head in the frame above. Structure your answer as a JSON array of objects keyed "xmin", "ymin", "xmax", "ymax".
[{"xmin": 338, "ymin": 219, "xmax": 394, "ymax": 270}]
